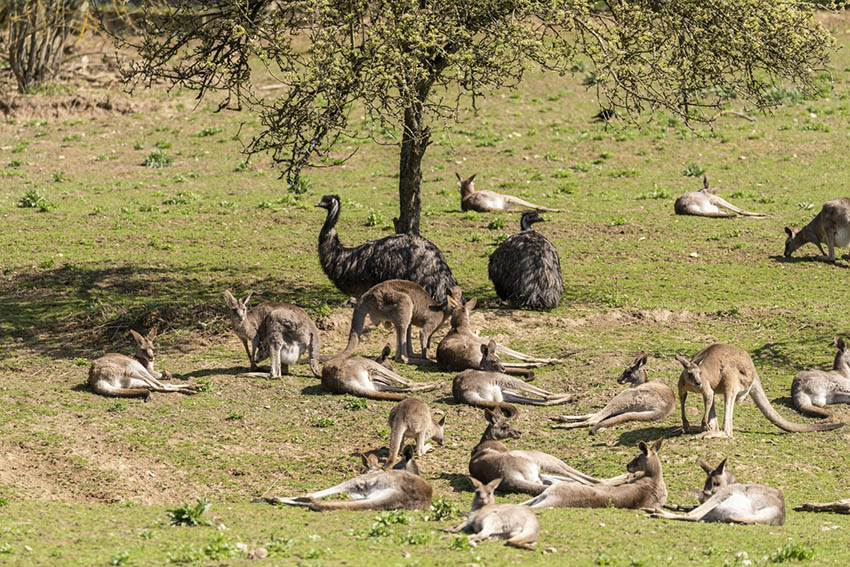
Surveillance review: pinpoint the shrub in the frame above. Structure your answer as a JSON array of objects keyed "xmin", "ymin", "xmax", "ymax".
[
  {"xmin": 166, "ymin": 498, "xmax": 212, "ymax": 526},
  {"xmin": 143, "ymin": 149, "xmax": 173, "ymax": 168}
]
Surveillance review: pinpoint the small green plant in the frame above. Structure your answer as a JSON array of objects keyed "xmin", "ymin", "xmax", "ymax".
[
  {"xmin": 166, "ymin": 498, "xmax": 212, "ymax": 526},
  {"xmin": 583, "ymin": 71, "xmax": 599, "ymax": 85},
  {"xmin": 365, "ymin": 209, "xmax": 386, "ymax": 227},
  {"xmin": 552, "ymin": 168, "xmax": 572, "ymax": 179},
  {"xmin": 110, "ymin": 550, "xmax": 130, "ymax": 565},
  {"xmin": 317, "ymin": 302, "xmax": 333, "ymax": 317},
  {"xmin": 681, "ymin": 163, "xmax": 705, "ymax": 177},
  {"xmin": 17, "ymin": 190, "xmax": 54, "ymax": 211},
  {"xmin": 448, "ymin": 535, "xmax": 473, "ymax": 551},
  {"xmin": 138, "ymin": 529, "xmax": 153, "ymax": 540},
  {"xmin": 148, "ymin": 237, "xmax": 174, "ymax": 251},
  {"xmin": 203, "ymin": 533, "xmax": 234, "ymax": 560},
  {"xmin": 594, "ymin": 554, "xmax": 613, "ymax": 566},
  {"xmin": 6, "ymin": 159, "xmax": 23, "ymax": 168},
  {"xmin": 51, "ymin": 171, "xmax": 68, "ymax": 183},
  {"xmin": 315, "ymin": 417, "xmax": 336, "ymax": 428},
  {"xmin": 133, "ymin": 140, "xmax": 145, "ymax": 150},
  {"xmin": 0, "ymin": 543, "xmax": 12, "ymax": 554},
  {"xmin": 427, "ymin": 496, "xmax": 460, "ymax": 521},
  {"xmin": 468, "ymin": 234, "xmax": 482, "ymax": 242},
  {"xmin": 197, "ymin": 126, "xmax": 223, "ymax": 137},
  {"xmin": 493, "ymin": 232, "xmax": 509, "ymax": 245},
  {"xmin": 107, "ymin": 402, "xmax": 126, "ymax": 413},
  {"xmin": 343, "ymin": 397, "xmax": 368, "ymax": 411},
  {"xmin": 265, "ymin": 534, "xmax": 294, "ymax": 557},
  {"xmin": 162, "ymin": 191, "xmax": 199, "ymax": 205},
  {"xmin": 487, "ymin": 217, "xmax": 505, "ymax": 230},
  {"xmin": 143, "ymin": 148, "xmax": 173, "ymax": 168},
  {"xmin": 798, "ymin": 201, "xmax": 815, "ymax": 210},
  {"xmin": 769, "ymin": 543, "xmax": 815, "ymax": 563},
  {"xmin": 289, "ymin": 176, "xmax": 313, "ymax": 194},
  {"xmin": 611, "ymin": 216, "xmax": 628, "ymax": 226},
  {"xmin": 73, "ymin": 357, "xmax": 88, "ymax": 366},
  {"xmin": 233, "ymin": 160, "xmax": 251, "ymax": 172},
  {"xmin": 0, "ymin": 497, "xmax": 9, "ymax": 507},
  {"xmin": 195, "ymin": 378, "xmax": 212, "ymax": 393},
  {"xmin": 636, "ymin": 187, "xmax": 671, "ymax": 200},
  {"xmin": 95, "ymin": 153, "xmax": 117, "ymax": 161},
  {"xmin": 227, "ymin": 410, "xmax": 246, "ymax": 421},
  {"xmin": 166, "ymin": 544, "xmax": 202, "ymax": 564},
  {"xmin": 609, "ymin": 168, "xmax": 640, "ymax": 178},
  {"xmin": 462, "ymin": 210, "xmax": 478, "ymax": 220},
  {"xmin": 397, "ymin": 530, "xmax": 429, "ymax": 545},
  {"xmin": 154, "ymin": 140, "xmax": 172, "ymax": 149}
]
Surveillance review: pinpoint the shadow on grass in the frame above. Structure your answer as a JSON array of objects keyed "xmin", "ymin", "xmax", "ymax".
[
  {"xmin": 770, "ymin": 254, "xmax": 850, "ymax": 268},
  {"xmin": 438, "ymin": 473, "xmax": 472, "ymax": 493},
  {"xmin": 180, "ymin": 366, "xmax": 250, "ymax": 378},
  {"xmin": 617, "ymin": 426, "xmax": 684, "ymax": 447}
]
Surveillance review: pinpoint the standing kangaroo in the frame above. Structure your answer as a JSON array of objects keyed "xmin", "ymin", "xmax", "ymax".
[
  {"xmin": 266, "ymin": 453, "xmax": 432, "ymax": 511},
  {"xmin": 456, "ymin": 173, "xmax": 563, "ymax": 213},
  {"xmin": 88, "ymin": 329, "xmax": 198, "ymax": 399},
  {"xmin": 386, "ymin": 398, "xmax": 445, "ymax": 468},
  {"xmin": 784, "ymin": 198, "xmax": 850, "ymax": 261},
  {"xmin": 552, "ymin": 353, "xmax": 675, "ymax": 434},
  {"xmin": 452, "ymin": 341, "xmax": 574, "ymax": 417},
  {"xmin": 321, "ymin": 353, "xmax": 438, "ymax": 400},
  {"xmin": 522, "ymin": 439, "xmax": 667, "ymax": 510},
  {"xmin": 446, "ymin": 477, "xmax": 540, "ymax": 550},
  {"xmin": 792, "ymin": 337, "xmax": 850, "ymax": 418},
  {"xmin": 647, "ymin": 457, "xmax": 785, "ymax": 525},
  {"xmin": 676, "ymin": 344, "xmax": 843, "ymax": 438},
  {"xmin": 224, "ymin": 290, "xmax": 285, "ymax": 370},
  {"xmin": 436, "ymin": 293, "xmax": 560, "ymax": 374},
  {"xmin": 469, "ymin": 408, "xmax": 601, "ymax": 495},
  {"xmin": 343, "ymin": 280, "xmax": 453, "ymax": 362},
  {"xmin": 674, "ymin": 175, "xmax": 766, "ymax": 218}
]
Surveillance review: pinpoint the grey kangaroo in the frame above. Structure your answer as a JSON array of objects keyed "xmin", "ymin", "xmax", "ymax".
[
  {"xmin": 791, "ymin": 337, "xmax": 850, "ymax": 418},
  {"xmin": 386, "ymin": 398, "xmax": 445, "ymax": 468}
]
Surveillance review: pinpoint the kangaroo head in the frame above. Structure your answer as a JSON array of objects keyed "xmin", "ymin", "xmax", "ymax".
[
  {"xmin": 375, "ymin": 344, "xmax": 394, "ymax": 370},
  {"xmin": 447, "ymin": 293, "xmax": 475, "ymax": 330},
  {"xmin": 675, "ymin": 354, "xmax": 702, "ymax": 388},
  {"xmin": 618, "ymin": 353, "xmax": 649, "ymax": 385},
  {"xmin": 833, "ymin": 336, "xmax": 850, "ymax": 371},
  {"xmin": 482, "ymin": 408, "xmax": 521, "ymax": 440},
  {"xmin": 627, "ymin": 438, "xmax": 663, "ymax": 475},
  {"xmin": 478, "ymin": 340, "xmax": 506, "ymax": 373},
  {"xmin": 698, "ymin": 457, "xmax": 735, "ymax": 502},
  {"xmin": 361, "ymin": 452, "xmax": 382, "ymax": 473},
  {"xmin": 783, "ymin": 226, "xmax": 802, "ymax": 258},
  {"xmin": 456, "ymin": 172, "xmax": 476, "ymax": 196},
  {"xmin": 432, "ymin": 413, "xmax": 446, "ymax": 446},
  {"xmin": 469, "ymin": 476, "xmax": 501, "ymax": 510},
  {"xmin": 130, "ymin": 328, "xmax": 157, "ymax": 363},
  {"xmin": 223, "ymin": 290, "xmax": 252, "ymax": 326},
  {"xmin": 396, "ymin": 445, "xmax": 421, "ymax": 476}
]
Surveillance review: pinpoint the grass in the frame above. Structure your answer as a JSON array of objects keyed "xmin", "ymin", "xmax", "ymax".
[{"xmin": 3, "ymin": 14, "xmax": 850, "ymax": 567}]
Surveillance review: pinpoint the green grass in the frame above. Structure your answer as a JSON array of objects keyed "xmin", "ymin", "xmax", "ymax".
[{"xmin": 3, "ymin": 15, "xmax": 850, "ymax": 567}]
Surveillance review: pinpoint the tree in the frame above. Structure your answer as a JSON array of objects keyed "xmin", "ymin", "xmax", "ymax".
[{"xmin": 105, "ymin": 0, "xmax": 833, "ymax": 235}]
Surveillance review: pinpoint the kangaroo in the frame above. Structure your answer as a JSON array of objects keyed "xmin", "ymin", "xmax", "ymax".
[
  {"xmin": 253, "ymin": 303, "xmax": 322, "ymax": 379},
  {"xmin": 647, "ymin": 457, "xmax": 785, "ymax": 525},
  {"xmin": 456, "ymin": 173, "xmax": 563, "ymax": 213},
  {"xmin": 676, "ymin": 343, "xmax": 843, "ymax": 439},
  {"xmin": 522, "ymin": 439, "xmax": 667, "ymax": 510},
  {"xmin": 321, "ymin": 352, "xmax": 438, "ymax": 401},
  {"xmin": 469, "ymin": 408, "xmax": 602, "ymax": 495},
  {"xmin": 784, "ymin": 198, "xmax": 850, "ymax": 261},
  {"xmin": 795, "ymin": 499, "xmax": 850, "ymax": 514},
  {"xmin": 265, "ymin": 453, "xmax": 432, "ymax": 511},
  {"xmin": 386, "ymin": 398, "xmax": 445, "ymax": 468},
  {"xmin": 552, "ymin": 354, "xmax": 675, "ymax": 434},
  {"xmin": 88, "ymin": 328, "xmax": 198, "ymax": 399},
  {"xmin": 792, "ymin": 337, "xmax": 850, "ymax": 418},
  {"xmin": 452, "ymin": 341, "xmax": 574, "ymax": 417},
  {"xmin": 436, "ymin": 293, "xmax": 560, "ymax": 375},
  {"xmin": 446, "ymin": 477, "xmax": 539, "ymax": 550},
  {"xmin": 343, "ymin": 280, "xmax": 453, "ymax": 362},
  {"xmin": 674, "ymin": 175, "xmax": 766, "ymax": 218}
]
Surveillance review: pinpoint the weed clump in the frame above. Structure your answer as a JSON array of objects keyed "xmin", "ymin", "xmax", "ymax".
[{"xmin": 166, "ymin": 498, "xmax": 212, "ymax": 526}]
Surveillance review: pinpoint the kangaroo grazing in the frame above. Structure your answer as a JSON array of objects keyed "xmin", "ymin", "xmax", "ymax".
[
  {"xmin": 387, "ymin": 398, "xmax": 445, "ymax": 468},
  {"xmin": 792, "ymin": 337, "xmax": 850, "ymax": 418},
  {"xmin": 321, "ymin": 353, "xmax": 438, "ymax": 401},
  {"xmin": 265, "ymin": 453, "xmax": 432, "ymax": 511},
  {"xmin": 647, "ymin": 457, "xmax": 785, "ymax": 525},
  {"xmin": 88, "ymin": 329, "xmax": 198, "ymax": 399},
  {"xmin": 436, "ymin": 293, "xmax": 560, "ymax": 374},
  {"xmin": 784, "ymin": 198, "xmax": 850, "ymax": 261},
  {"xmin": 452, "ymin": 341, "xmax": 574, "ymax": 417},
  {"xmin": 343, "ymin": 280, "xmax": 453, "ymax": 362},
  {"xmin": 456, "ymin": 172, "xmax": 563, "ymax": 213},
  {"xmin": 522, "ymin": 439, "xmax": 667, "ymax": 510},
  {"xmin": 469, "ymin": 408, "xmax": 602, "ymax": 495},
  {"xmin": 552, "ymin": 354, "xmax": 675, "ymax": 434},
  {"xmin": 446, "ymin": 477, "xmax": 539, "ymax": 550},
  {"xmin": 674, "ymin": 175, "xmax": 766, "ymax": 218},
  {"xmin": 676, "ymin": 343, "xmax": 843, "ymax": 439}
]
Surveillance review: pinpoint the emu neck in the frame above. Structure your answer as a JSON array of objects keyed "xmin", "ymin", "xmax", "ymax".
[
  {"xmin": 520, "ymin": 217, "xmax": 538, "ymax": 231},
  {"xmin": 318, "ymin": 204, "xmax": 344, "ymax": 268}
]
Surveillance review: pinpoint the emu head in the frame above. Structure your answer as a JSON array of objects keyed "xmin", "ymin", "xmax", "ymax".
[
  {"xmin": 675, "ymin": 354, "xmax": 702, "ymax": 388},
  {"xmin": 627, "ymin": 438, "xmax": 663, "ymax": 475},
  {"xmin": 618, "ymin": 353, "xmax": 649, "ymax": 385},
  {"xmin": 698, "ymin": 457, "xmax": 736, "ymax": 503},
  {"xmin": 315, "ymin": 194, "xmax": 340, "ymax": 210},
  {"xmin": 130, "ymin": 328, "xmax": 157, "ymax": 364},
  {"xmin": 520, "ymin": 211, "xmax": 545, "ymax": 231},
  {"xmin": 469, "ymin": 476, "xmax": 501, "ymax": 510},
  {"xmin": 482, "ymin": 407, "xmax": 521, "ymax": 440}
]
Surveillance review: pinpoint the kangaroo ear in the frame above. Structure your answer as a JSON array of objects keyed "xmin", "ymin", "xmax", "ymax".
[
  {"xmin": 446, "ymin": 294, "xmax": 459, "ymax": 309},
  {"xmin": 438, "ymin": 414, "xmax": 446, "ymax": 427},
  {"xmin": 224, "ymin": 290, "xmax": 237, "ymax": 308},
  {"xmin": 698, "ymin": 458, "xmax": 713, "ymax": 474},
  {"xmin": 480, "ymin": 343, "xmax": 489, "ymax": 356},
  {"xmin": 381, "ymin": 344, "xmax": 392, "ymax": 357},
  {"xmin": 716, "ymin": 457, "xmax": 728, "ymax": 474},
  {"xmin": 784, "ymin": 226, "xmax": 792, "ymax": 237},
  {"xmin": 147, "ymin": 327, "xmax": 158, "ymax": 341},
  {"xmin": 652, "ymin": 438, "xmax": 663, "ymax": 453},
  {"xmin": 469, "ymin": 476, "xmax": 483, "ymax": 489},
  {"xmin": 635, "ymin": 353, "xmax": 648, "ymax": 367},
  {"xmin": 835, "ymin": 336, "xmax": 846, "ymax": 351},
  {"xmin": 469, "ymin": 174, "xmax": 477, "ymax": 182},
  {"xmin": 364, "ymin": 453, "xmax": 379, "ymax": 468},
  {"xmin": 487, "ymin": 340, "xmax": 498, "ymax": 353},
  {"xmin": 241, "ymin": 292, "xmax": 253, "ymax": 306},
  {"xmin": 638, "ymin": 441, "xmax": 648, "ymax": 455},
  {"xmin": 465, "ymin": 297, "xmax": 477, "ymax": 311},
  {"xmin": 455, "ymin": 172, "xmax": 463, "ymax": 182},
  {"xmin": 674, "ymin": 354, "xmax": 691, "ymax": 368},
  {"xmin": 703, "ymin": 175, "xmax": 709, "ymax": 189},
  {"xmin": 484, "ymin": 408, "xmax": 495, "ymax": 423},
  {"xmin": 485, "ymin": 478, "xmax": 501, "ymax": 491},
  {"xmin": 129, "ymin": 329, "xmax": 144, "ymax": 344}
]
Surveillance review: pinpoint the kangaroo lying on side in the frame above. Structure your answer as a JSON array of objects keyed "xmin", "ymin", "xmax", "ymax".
[
  {"xmin": 453, "ymin": 341, "xmax": 574, "ymax": 417},
  {"xmin": 792, "ymin": 337, "xmax": 850, "ymax": 418},
  {"xmin": 446, "ymin": 477, "xmax": 539, "ymax": 550},
  {"xmin": 457, "ymin": 173, "xmax": 563, "ymax": 213},
  {"xmin": 676, "ymin": 344, "xmax": 843, "ymax": 439},
  {"xmin": 343, "ymin": 280, "xmax": 453, "ymax": 362},
  {"xmin": 386, "ymin": 398, "xmax": 445, "ymax": 468},
  {"xmin": 552, "ymin": 353, "xmax": 675, "ymax": 434},
  {"xmin": 88, "ymin": 329, "xmax": 199, "ymax": 399},
  {"xmin": 795, "ymin": 499, "xmax": 850, "ymax": 514},
  {"xmin": 321, "ymin": 352, "xmax": 438, "ymax": 401},
  {"xmin": 522, "ymin": 439, "xmax": 667, "ymax": 510},
  {"xmin": 469, "ymin": 408, "xmax": 602, "ymax": 495},
  {"xmin": 647, "ymin": 457, "xmax": 785, "ymax": 525},
  {"xmin": 674, "ymin": 175, "xmax": 766, "ymax": 218},
  {"xmin": 784, "ymin": 198, "xmax": 850, "ymax": 261},
  {"xmin": 436, "ymin": 293, "xmax": 561, "ymax": 375},
  {"xmin": 265, "ymin": 453, "xmax": 432, "ymax": 511}
]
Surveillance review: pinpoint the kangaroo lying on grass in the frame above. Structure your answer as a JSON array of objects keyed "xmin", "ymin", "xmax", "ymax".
[
  {"xmin": 676, "ymin": 344, "xmax": 843, "ymax": 439},
  {"xmin": 784, "ymin": 198, "xmax": 850, "ymax": 261},
  {"xmin": 89, "ymin": 328, "xmax": 199, "ymax": 399},
  {"xmin": 647, "ymin": 457, "xmax": 785, "ymax": 525},
  {"xmin": 456, "ymin": 172, "xmax": 563, "ymax": 213},
  {"xmin": 343, "ymin": 280, "xmax": 453, "ymax": 362},
  {"xmin": 452, "ymin": 341, "xmax": 574, "ymax": 417},
  {"xmin": 795, "ymin": 499, "xmax": 850, "ymax": 514},
  {"xmin": 792, "ymin": 337, "xmax": 850, "ymax": 418},
  {"xmin": 321, "ymin": 352, "xmax": 438, "ymax": 401},
  {"xmin": 674, "ymin": 175, "xmax": 766, "ymax": 218},
  {"xmin": 552, "ymin": 353, "xmax": 675, "ymax": 434},
  {"xmin": 263, "ymin": 453, "xmax": 432, "ymax": 511},
  {"xmin": 522, "ymin": 439, "xmax": 667, "ymax": 510},
  {"xmin": 446, "ymin": 477, "xmax": 539, "ymax": 550},
  {"xmin": 469, "ymin": 408, "xmax": 602, "ymax": 495},
  {"xmin": 386, "ymin": 398, "xmax": 445, "ymax": 468}
]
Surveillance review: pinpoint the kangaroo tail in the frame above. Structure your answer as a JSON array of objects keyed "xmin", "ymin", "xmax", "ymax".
[
  {"xmin": 357, "ymin": 389, "xmax": 409, "ymax": 401},
  {"xmin": 90, "ymin": 381, "xmax": 150, "ymax": 399},
  {"xmin": 792, "ymin": 399, "xmax": 833, "ymax": 419},
  {"xmin": 751, "ymin": 379, "xmax": 843, "ymax": 432},
  {"xmin": 308, "ymin": 332, "xmax": 322, "ymax": 378}
]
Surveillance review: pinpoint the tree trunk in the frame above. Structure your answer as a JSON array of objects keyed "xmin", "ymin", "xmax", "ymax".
[{"xmin": 396, "ymin": 99, "xmax": 430, "ymax": 236}]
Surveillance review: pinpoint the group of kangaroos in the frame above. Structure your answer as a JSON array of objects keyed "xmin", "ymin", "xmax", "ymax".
[{"xmin": 84, "ymin": 179, "xmax": 850, "ymax": 549}]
